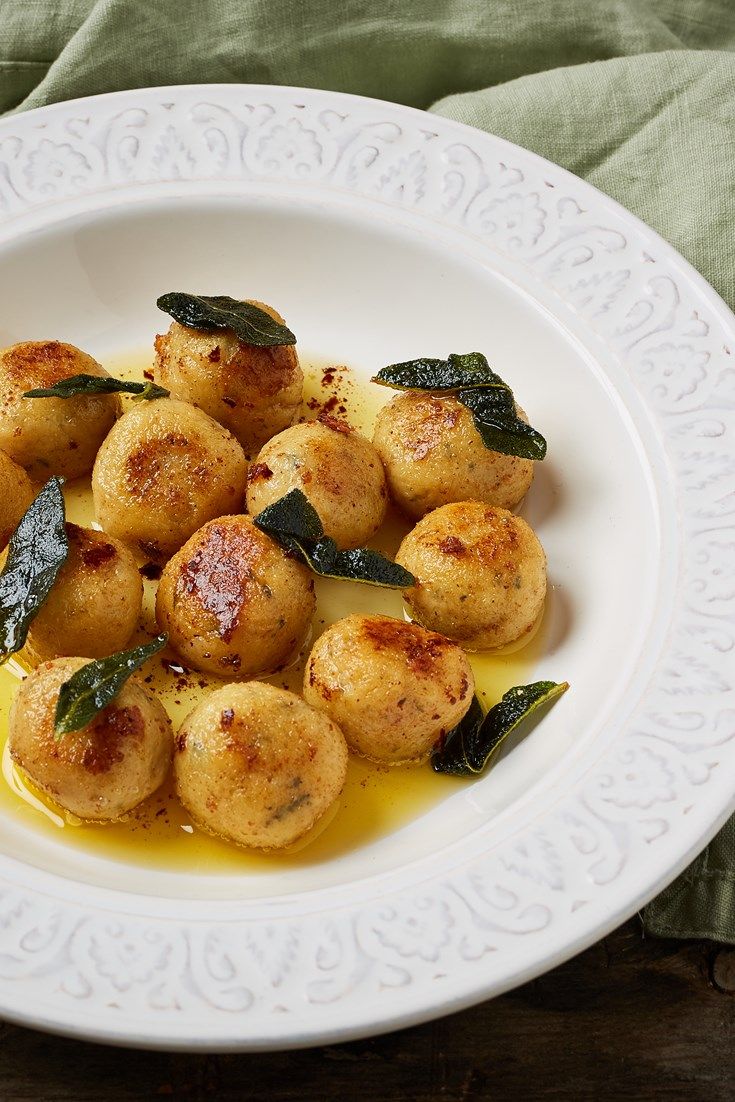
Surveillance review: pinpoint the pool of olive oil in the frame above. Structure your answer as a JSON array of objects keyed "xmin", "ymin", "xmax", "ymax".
[{"xmin": 0, "ymin": 353, "xmax": 542, "ymax": 873}]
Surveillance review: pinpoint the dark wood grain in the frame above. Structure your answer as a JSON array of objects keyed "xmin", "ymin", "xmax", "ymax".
[{"xmin": 1, "ymin": 919, "xmax": 733, "ymax": 1101}]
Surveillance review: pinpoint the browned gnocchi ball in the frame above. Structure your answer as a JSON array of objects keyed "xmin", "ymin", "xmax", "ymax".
[
  {"xmin": 246, "ymin": 418, "xmax": 388, "ymax": 549},
  {"xmin": 0, "ymin": 341, "xmax": 121, "ymax": 480},
  {"xmin": 156, "ymin": 515, "xmax": 315, "ymax": 677},
  {"xmin": 9, "ymin": 658, "xmax": 173, "ymax": 820},
  {"xmin": 92, "ymin": 398, "xmax": 247, "ymax": 560},
  {"xmin": 0, "ymin": 450, "xmax": 34, "ymax": 548},
  {"xmin": 372, "ymin": 392, "xmax": 534, "ymax": 519},
  {"xmin": 303, "ymin": 614, "xmax": 474, "ymax": 763},
  {"xmin": 154, "ymin": 301, "xmax": 302, "ymax": 453},
  {"xmin": 23, "ymin": 524, "xmax": 143, "ymax": 663},
  {"xmin": 174, "ymin": 681, "xmax": 348, "ymax": 849},
  {"xmin": 396, "ymin": 502, "xmax": 546, "ymax": 650}
]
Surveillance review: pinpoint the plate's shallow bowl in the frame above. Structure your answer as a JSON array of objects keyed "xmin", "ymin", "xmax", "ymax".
[{"xmin": 0, "ymin": 85, "xmax": 733, "ymax": 1050}]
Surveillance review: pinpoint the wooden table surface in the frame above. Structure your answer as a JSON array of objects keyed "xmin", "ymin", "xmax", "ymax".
[{"xmin": 1, "ymin": 918, "xmax": 733, "ymax": 1100}]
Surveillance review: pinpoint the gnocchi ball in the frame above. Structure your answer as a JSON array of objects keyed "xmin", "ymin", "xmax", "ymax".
[
  {"xmin": 246, "ymin": 418, "xmax": 388, "ymax": 549},
  {"xmin": 92, "ymin": 398, "xmax": 247, "ymax": 560},
  {"xmin": 0, "ymin": 341, "xmax": 121, "ymax": 480},
  {"xmin": 23, "ymin": 524, "xmax": 143, "ymax": 663},
  {"xmin": 9, "ymin": 657, "xmax": 173, "ymax": 821},
  {"xmin": 396, "ymin": 502, "xmax": 546, "ymax": 650},
  {"xmin": 0, "ymin": 451, "xmax": 34, "ymax": 548},
  {"xmin": 372, "ymin": 392, "xmax": 534, "ymax": 519},
  {"xmin": 156, "ymin": 515, "xmax": 315, "ymax": 677},
  {"xmin": 304, "ymin": 615, "xmax": 474, "ymax": 763},
  {"xmin": 174, "ymin": 681, "xmax": 348, "ymax": 849},
  {"xmin": 154, "ymin": 301, "xmax": 303, "ymax": 453}
]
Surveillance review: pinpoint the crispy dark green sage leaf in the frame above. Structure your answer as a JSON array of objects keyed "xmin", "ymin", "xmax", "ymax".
[
  {"xmin": 373, "ymin": 352, "xmax": 507, "ymax": 393},
  {"xmin": 0, "ymin": 478, "xmax": 68, "ymax": 662},
  {"xmin": 253, "ymin": 487, "xmax": 324, "ymax": 544},
  {"xmin": 253, "ymin": 489, "xmax": 415, "ymax": 589},
  {"xmin": 431, "ymin": 680, "xmax": 569, "ymax": 777},
  {"xmin": 54, "ymin": 634, "xmax": 168, "ymax": 737},
  {"xmin": 24, "ymin": 374, "xmax": 169, "ymax": 401},
  {"xmin": 299, "ymin": 538, "xmax": 415, "ymax": 588},
  {"xmin": 372, "ymin": 351, "xmax": 547, "ymax": 461},
  {"xmin": 458, "ymin": 386, "xmax": 547, "ymax": 461},
  {"xmin": 157, "ymin": 292, "xmax": 296, "ymax": 347}
]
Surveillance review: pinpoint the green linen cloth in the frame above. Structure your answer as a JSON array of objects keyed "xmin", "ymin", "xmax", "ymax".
[{"xmin": 1, "ymin": 0, "xmax": 734, "ymax": 942}]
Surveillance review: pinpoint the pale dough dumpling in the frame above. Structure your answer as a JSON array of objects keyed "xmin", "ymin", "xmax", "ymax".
[
  {"xmin": 0, "ymin": 451, "xmax": 35, "ymax": 549},
  {"xmin": 246, "ymin": 418, "xmax": 388, "ymax": 549},
  {"xmin": 0, "ymin": 341, "xmax": 121, "ymax": 480},
  {"xmin": 9, "ymin": 658, "xmax": 173, "ymax": 821},
  {"xmin": 24, "ymin": 524, "xmax": 143, "ymax": 662},
  {"xmin": 372, "ymin": 392, "xmax": 534, "ymax": 519},
  {"xmin": 92, "ymin": 398, "xmax": 247, "ymax": 560},
  {"xmin": 396, "ymin": 501, "xmax": 547, "ymax": 650},
  {"xmin": 156, "ymin": 515, "xmax": 315, "ymax": 677},
  {"xmin": 154, "ymin": 301, "xmax": 303, "ymax": 453},
  {"xmin": 303, "ymin": 614, "xmax": 474, "ymax": 763},
  {"xmin": 174, "ymin": 681, "xmax": 348, "ymax": 849}
]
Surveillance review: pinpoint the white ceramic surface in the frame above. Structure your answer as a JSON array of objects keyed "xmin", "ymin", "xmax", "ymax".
[{"xmin": 0, "ymin": 85, "xmax": 732, "ymax": 1050}]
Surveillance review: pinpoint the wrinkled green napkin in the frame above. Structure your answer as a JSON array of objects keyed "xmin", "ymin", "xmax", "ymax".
[{"xmin": 2, "ymin": 0, "xmax": 734, "ymax": 942}]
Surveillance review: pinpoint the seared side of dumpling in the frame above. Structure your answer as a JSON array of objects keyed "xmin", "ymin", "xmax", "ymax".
[
  {"xmin": 174, "ymin": 681, "xmax": 348, "ymax": 849},
  {"xmin": 246, "ymin": 418, "xmax": 388, "ymax": 549},
  {"xmin": 9, "ymin": 658, "xmax": 172, "ymax": 820},
  {"xmin": 154, "ymin": 301, "xmax": 302, "ymax": 453},
  {"xmin": 303, "ymin": 613, "xmax": 474, "ymax": 763},
  {"xmin": 24, "ymin": 524, "xmax": 143, "ymax": 662},
  {"xmin": 372, "ymin": 392, "xmax": 533, "ymax": 519},
  {"xmin": 0, "ymin": 450, "xmax": 35, "ymax": 549},
  {"xmin": 156, "ymin": 515, "xmax": 315, "ymax": 677},
  {"xmin": 0, "ymin": 341, "xmax": 121, "ymax": 479},
  {"xmin": 396, "ymin": 501, "xmax": 547, "ymax": 649},
  {"xmin": 92, "ymin": 397, "xmax": 247, "ymax": 560}
]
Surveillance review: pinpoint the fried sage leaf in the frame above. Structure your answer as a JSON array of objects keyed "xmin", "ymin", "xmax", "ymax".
[
  {"xmin": 157, "ymin": 292, "xmax": 296, "ymax": 347},
  {"xmin": 372, "ymin": 351, "xmax": 547, "ymax": 461},
  {"xmin": 300, "ymin": 538, "xmax": 415, "ymax": 588},
  {"xmin": 24, "ymin": 374, "xmax": 169, "ymax": 401},
  {"xmin": 458, "ymin": 386, "xmax": 547, "ymax": 461},
  {"xmin": 253, "ymin": 489, "xmax": 414, "ymax": 589},
  {"xmin": 373, "ymin": 352, "xmax": 508, "ymax": 393},
  {"xmin": 431, "ymin": 680, "xmax": 569, "ymax": 777},
  {"xmin": 253, "ymin": 486, "xmax": 324, "ymax": 544},
  {"xmin": 54, "ymin": 634, "xmax": 168, "ymax": 737},
  {"xmin": 0, "ymin": 477, "xmax": 68, "ymax": 662}
]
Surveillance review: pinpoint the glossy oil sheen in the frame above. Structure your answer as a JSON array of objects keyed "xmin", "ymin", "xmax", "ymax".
[{"xmin": 0, "ymin": 353, "xmax": 542, "ymax": 874}]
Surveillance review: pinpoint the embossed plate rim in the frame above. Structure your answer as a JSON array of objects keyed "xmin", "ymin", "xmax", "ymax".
[{"xmin": 0, "ymin": 84, "xmax": 732, "ymax": 1049}]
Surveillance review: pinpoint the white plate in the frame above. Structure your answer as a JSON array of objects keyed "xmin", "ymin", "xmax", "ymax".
[{"xmin": 0, "ymin": 84, "xmax": 733, "ymax": 1051}]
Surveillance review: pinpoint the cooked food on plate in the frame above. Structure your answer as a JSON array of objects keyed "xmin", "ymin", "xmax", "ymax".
[
  {"xmin": 9, "ymin": 656, "xmax": 172, "ymax": 821},
  {"xmin": 246, "ymin": 418, "xmax": 388, "ymax": 550},
  {"xmin": 0, "ymin": 340, "xmax": 120, "ymax": 479},
  {"xmin": 156, "ymin": 514, "xmax": 316, "ymax": 676},
  {"xmin": 92, "ymin": 397, "xmax": 247, "ymax": 560},
  {"xmin": 373, "ymin": 390, "xmax": 534, "ymax": 518},
  {"xmin": 174, "ymin": 681, "xmax": 348, "ymax": 849},
  {"xmin": 396, "ymin": 501, "xmax": 547, "ymax": 649},
  {"xmin": 23, "ymin": 524, "xmax": 143, "ymax": 662},
  {"xmin": 155, "ymin": 295, "xmax": 302, "ymax": 452},
  {"xmin": 303, "ymin": 614, "xmax": 474, "ymax": 763},
  {"xmin": 0, "ymin": 450, "xmax": 34, "ymax": 549},
  {"xmin": 0, "ymin": 298, "xmax": 566, "ymax": 860}
]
